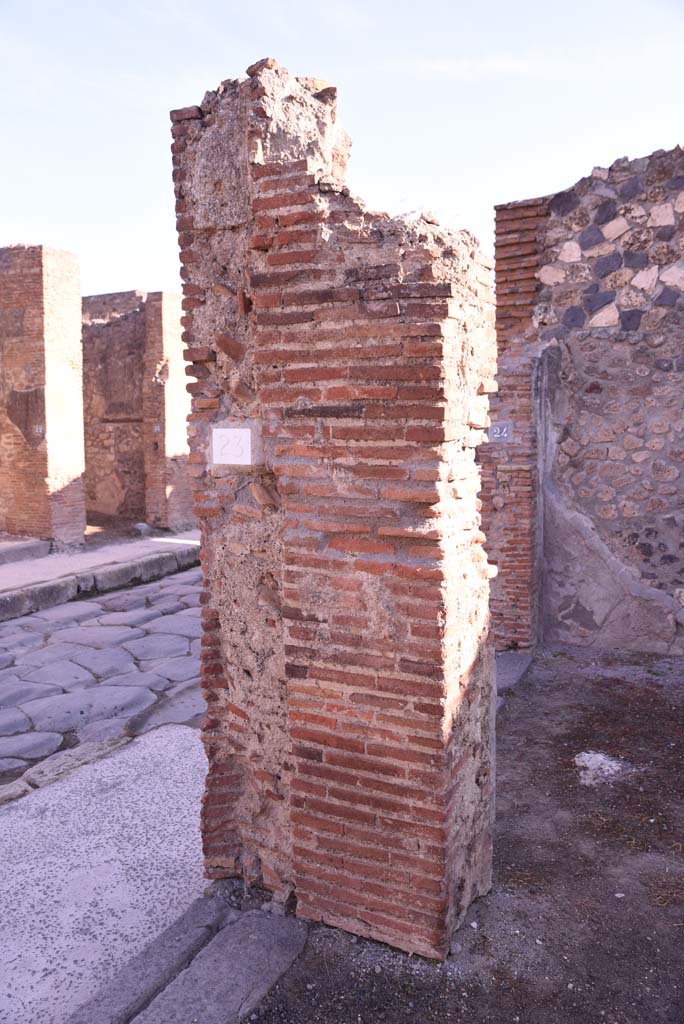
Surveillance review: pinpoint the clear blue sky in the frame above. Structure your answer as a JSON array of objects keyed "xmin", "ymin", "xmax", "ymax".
[{"xmin": 1, "ymin": 0, "xmax": 682, "ymax": 295}]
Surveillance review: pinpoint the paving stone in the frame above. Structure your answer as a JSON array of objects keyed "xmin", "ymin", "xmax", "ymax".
[
  {"xmin": 147, "ymin": 655, "xmax": 201, "ymax": 682},
  {"xmin": 0, "ymin": 779, "xmax": 31, "ymax": 804},
  {"xmin": 97, "ymin": 609, "xmax": 163, "ymax": 627},
  {"xmin": 0, "ymin": 653, "xmax": 14, "ymax": 670},
  {"xmin": 146, "ymin": 613, "xmax": 202, "ymax": 639},
  {"xmin": 124, "ymin": 634, "xmax": 190, "ymax": 661},
  {"xmin": 0, "ymin": 631, "xmax": 43, "ymax": 654},
  {"xmin": 33, "ymin": 601, "xmax": 104, "ymax": 623},
  {"xmin": 106, "ymin": 671, "xmax": 173, "ymax": 692},
  {"xmin": 132, "ymin": 911, "xmax": 308, "ymax": 1024},
  {"xmin": 190, "ymin": 640, "xmax": 200, "ymax": 656},
  {"xmin": 65, "ymin": 896, "xmax": 235, "ymax": 1024},
  {"xmin": 0, "ymin": 732, "xmax": 63, "ymax": 759},
  {"xmin": 179, "ymin": 594, "xmax": 201, "ymax": 608},
  {"xmin": 71, "ymin": 647, "xmax": 136, "ymax": 680},
  {"xmin": 49, "ymin": 625, "xmax": 145, "ymax": 649},
  {"xmin": 146, "ymin": 598, "xmax": 186, "ymax": 615},
  {"xmin": 0, "ymin": 679, "xmax": 63, "ymax": 707},
  {"xmin": 129, "ymin": 682, "xmax": 204, "ymax": 735},
  {"xmin": 22, "ymin": 737, "xmax": 130, "ymax": 788},
  {"xmin": 77, "ymin": 718, "xmax": 131, "ymax": 743},
  {"xmin": 20, "ymin": 642, "xmax": 90, "ymax": 668},
  {"xmin": 25, "ymin": 661, "xmax": 95, "ymax": 690},
  {"xmin": 19, "ymin": 687, "xmax": 157, "ymax": 733},
  {"xmin": 99, "ymin": 592, "xmax": 148, "ymax": 612},
  {"xmin": 0, "ymin": 758, "xmax": 27, "ymax": 775},
  {"xmin": 0, "ymin": 707, "xmax": 32, "ymax": 736}
]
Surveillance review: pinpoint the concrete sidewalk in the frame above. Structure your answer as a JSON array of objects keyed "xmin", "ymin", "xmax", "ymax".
[
  {"xmin": 0, "ymin": 531, "xmax": 200, "ymax": 622},
  {"xmin": 0, "ymin": 725, "xmax": 207, "ymax": 1024}
]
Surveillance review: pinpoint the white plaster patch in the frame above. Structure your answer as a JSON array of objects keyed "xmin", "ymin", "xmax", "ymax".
[
  {"xmin": 675, "ymin": 192, "xmax": 684, "ymax": 214},
  {"xmin": 539, "ymin": 264, "xmax": 566, "ymax": 285},
  {"xmin": 631, "ymin": 266, "xmax": 659, "ymax": 292},
  {"xmin": 659, "ymin": 259, "xmax": 684, "ymax": 289},
  {"xmin": 574, "ymin": 750, "xmax": 631, "ymax": 786},
  {"xmin": 590, "ymin": 303, "xmax": 619, "ymax": 327}
]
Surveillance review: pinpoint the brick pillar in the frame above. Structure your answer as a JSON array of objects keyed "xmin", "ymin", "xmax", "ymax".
[
  {"xmin": 479, "ymin": 199, "xmax": 549, "ymax": 649},
  {"xmin": 0, "ymin": 245, "xmax": 85, "ymax": 547},
  {"xmin": 143, "ymin": 291, "xmax": 194, "ymax": 530},
  {"xmin": 172, "ymin": 58, "xmax": 496, "ymax": 960}
]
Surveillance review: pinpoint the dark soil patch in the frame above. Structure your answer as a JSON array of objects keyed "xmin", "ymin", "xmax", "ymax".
[{"xmin": 252, "ymin": 646, "xmax": 684, "ymax": 1024}]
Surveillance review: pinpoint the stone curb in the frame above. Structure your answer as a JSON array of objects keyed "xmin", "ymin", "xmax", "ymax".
[
  {"xmin": 65, "ymin": 895, "xmax": 235, "ymax": 1024},
  {"xmin": 0, "ymin": 545, "xmax": 200, "ymax": 624},
  {"xmin": 0, "ymin": 737, "xmax": 131, "ymax": 807}
]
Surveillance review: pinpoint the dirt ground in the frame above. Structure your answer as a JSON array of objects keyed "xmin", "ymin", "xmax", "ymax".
[{"xmin": 252, "ymin": 645, "xmax": 684, "ymax": 1024}]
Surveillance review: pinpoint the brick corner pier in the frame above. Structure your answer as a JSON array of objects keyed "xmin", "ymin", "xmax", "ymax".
[{"xmin": 171, "ymin": 57, "xmax": 496, "ymax": 959}]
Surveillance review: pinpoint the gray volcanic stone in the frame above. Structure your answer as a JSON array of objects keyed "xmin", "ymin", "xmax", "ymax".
[
  {"xmin": 0, "ymin": 680, "xmax": 62, "ymax": 707},
  {"xmin": 19, "ymin": 687, "xmax": 157, "ymax": 733},
  {"xmin": 22, "ymin": 738, "xmax": 130, "ymax": 788},
  {"xmin": 594, "ymin": 199, "xmax": 617, "ymax": 225},
  {"xmin": 25, "ymin": 661, "xmax": 95, "ymax": 690},
  {"xmin": 549, "ymin": 189, "xmax": 579, "ymax": 216},
  {"xmin": 584, "ymin": 290, "xmax": 616, "ymax": 313},
  {"xmin": 563, "ymin": 306, "xmax": 586, "ymax": 327},
  {"xmin": 71, "ymin": 648, "xmax": 136, "ymax": 680},
  {"xmin": 129, "ymin": 682, "xmax": 205, "ymax": 735},
  {"xmin": 595, "ymin": 253, "xmax": 622, "ymax": 278},
  {"xmin": 20, "ymin": 642, "xmax": 90, "ymax": 668},
  {"xmin": 624, "ymin": 249, "xmax": 648, "ymax": 269},
  {"xmin": 77, "ymin": 718, "xmax": 131, "ymax": 743},
  {"xmin": 0, "ymin": 654, "xmax": 13, "ymax": 671},
  {"xmin": 656, "ymin": 225, "xmax": 676, "ymax": 241},
  {"xmin": 0, "ymin": 707, "xmax": 32, "ymax": 736},
  {"xmin": 0, "ymin": 732, "xmax": 62, "ymax": 760},
  {"xmin": 124, "ymin": 635, "xmax": 190, "ymax": 661},
  {"xmin": 147, "ymin": 656, "xmax": 201, "ymax": 682},
  {"xmin": 620, "ymin": 309, "xmax": 645, "ymax": 331},
  {"xmin": 99, "ymin": 592, "xmax": 147, "ymax": 612},
  {"xmin": 97, "ymin": 609, "xmax": 162, "ymax": 627},
  {"xmin": 33, "ymin": 602, "xmax": 104, "ymax": 623},
  {"xmin": 106, "ymin": 671, "xmax": 172, "ymax": 692},
  {"xmin": 619, "ymin": 176, "xmax": 642, "ymax": 199},
  {"xmin": 0, "ymin": 759, "xmax": 26, "ymax": 774},
  {"xmin": 579, "ymin": 224, "xmax": 604, "ymax": 249},
  {"xmin": 655, "ymin": 287, "xmax": 678, "ymax": 306},
  {"xmin": 49, "ymin": 625, "xmax": 145, "ymax": 649},
  {"xmin": 146, "ymin": 613, "xmax": 202, "ymax": 639}
]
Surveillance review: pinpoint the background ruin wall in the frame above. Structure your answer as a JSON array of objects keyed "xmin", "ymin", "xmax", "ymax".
[
  {"xmin": 82, "ymin": 290, "xmax": 194, "ymax": 530},
  {"xmin": 0, "ymin": 245, "xmax": 85, "ymax": 547},
  {"xmin": 172, "ymin": 58, "xmax": 496, "ymax": 959},
  {"xmin": 482, "ymin": 147, "xmax": 684, "ymax": 653}
]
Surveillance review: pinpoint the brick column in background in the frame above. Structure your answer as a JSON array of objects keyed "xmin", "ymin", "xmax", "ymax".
[
  {"xmin": 171, "ymin": 58, "xmax": 496, "ymax": 960},
  {"xmin": 0, "ymin": 245, "xmax": 85, "ymax": 547},
  {"xmin": 143, "ymin": 291, "xmax": 195, "ymax": 530},
  {"xmin": 479, "ymin": 199, "xmax": 549, "ymax": 649}
]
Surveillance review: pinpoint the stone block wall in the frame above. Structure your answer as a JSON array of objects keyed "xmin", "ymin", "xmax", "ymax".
[
  {"xmin": 0, "ymin": 245, "xmax": 86, "ymax": 547},
  {"xmin": 482, "ymin": 147, "xmax": 684, "ymax": 653},
  {"xmin": 82, "ymin": 290, "xmax": 194, "ymax": 530},
  {"xmin": 171, "ymin": 58, "xmax": 496, "ymax": 959}
]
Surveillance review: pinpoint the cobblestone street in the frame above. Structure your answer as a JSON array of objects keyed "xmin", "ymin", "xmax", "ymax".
[{"xmin": 0, "ymin": 567, "xmax": 204, "ymax": 782}]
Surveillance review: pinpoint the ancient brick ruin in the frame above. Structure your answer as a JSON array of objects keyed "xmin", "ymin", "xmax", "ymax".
[
  {"xmin": 83, "ymin": 290, "xmax": 193, "ymax": 530},
  {"xmin": 0, "ymin": 247, "xmax": 194, "ymax": 549},
  {"xmin": 171, "ymin": 58, "xmax": 496, "ymax": 958},
  {"xmin": 482, "ymin": 146, "xmax": 684, "ymax": 653},
  {"xmin": 0, "ymin": 245, "xmax": 86, "ymax": 548}
]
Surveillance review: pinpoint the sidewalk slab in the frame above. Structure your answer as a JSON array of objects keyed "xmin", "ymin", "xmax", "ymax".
[
  {"xmin": 0, "ymin": 725, "xmax": 207, "ymax": 1024},
  {"xmin": 0, "ymin": 537, "xmax": 51, "ymax": 567},
  {"xmin": 0, "ymin": 532, "xmax": 200, "ymax": 623}
]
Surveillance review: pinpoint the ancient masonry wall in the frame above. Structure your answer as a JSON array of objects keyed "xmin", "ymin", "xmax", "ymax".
[
  {"xmin": 0, "ymin": 245, "xmax": 86, "ymax": 547},
  {"xmin": 482, "ymin": 147, "xmax": 684, "ymax": 653},
  {"xmin": 82, "ymin": 290, "xmax": 194, "ymax": 529},
  {"xmin": 171, "ymin": 58, "xmax": 496, "ymax": 959}
]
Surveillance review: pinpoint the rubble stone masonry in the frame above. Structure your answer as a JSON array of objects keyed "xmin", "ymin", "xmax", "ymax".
[
  {"xmin": 483, "ymin": 147, "xmax": 684, "ymax": 653},
  {"xmin": 82, "ymin": 290, "xmax": 194, "ymax": 530},
  {"xmin": 0, "ymin": 245, "xmax": 85, "ymax": 547},
  {"xmin": 171, "ymin": 58, "xmax": 496, "ymax": 958}
]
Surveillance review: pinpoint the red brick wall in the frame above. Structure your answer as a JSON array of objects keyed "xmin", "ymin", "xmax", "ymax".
[
  {"xmin": 479, "ymin": 199, "xmax": 549, "ymax": 649},
  {"xmin": 0, "ymin": 245, "xmax": 85, "ymax": 547},
  {"xmin": 172, "ymin": 58, "xmax": 496, "ymax": 959},
  {"xmin": 82, "ymin": 290, "xmax": 194, "ymax": 529}
]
